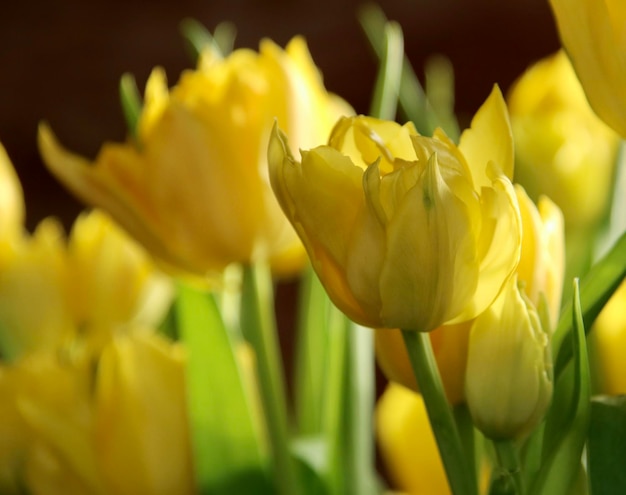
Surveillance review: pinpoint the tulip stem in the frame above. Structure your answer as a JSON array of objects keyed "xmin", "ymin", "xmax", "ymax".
[
  {"xmin": 490, "ymin": 441, "xmax": 524, "ymax": 495},
  {"xmin": 241, "ymin": 263, "xmax": 298, "ymax": 495},
  {"xmin": 401, "ymin": 330, "xmax": 477, "ymax": 495}
]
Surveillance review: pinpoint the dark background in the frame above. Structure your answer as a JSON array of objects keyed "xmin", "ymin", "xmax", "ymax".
[{"xmin": 2, "ymin": 0, "xmax": 560, "ymax": 231}]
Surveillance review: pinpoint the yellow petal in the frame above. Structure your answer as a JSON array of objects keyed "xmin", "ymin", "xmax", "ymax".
[
  {"xmin": 549, "ymin": 0, "xmax": 626, "ymax": 137},
  {"xmin": 94, "ymin": 333, "xmax": 194, "ymax": 495},
  {"xmin": 459, "ymin": 85, "xmax": 514, "ymax": 184},
  {"xmin": 0, "ymin": 143, "xmax": 25, "ymax": 242},
  {"xmin": 376, "ymin": 384, "xmax": 451, "ymax": 495}
]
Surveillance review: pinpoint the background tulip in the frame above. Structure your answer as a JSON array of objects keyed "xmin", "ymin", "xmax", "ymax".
[{"xmin": 39, "ymin": 37, "xmax": 353, "ymax": 277}]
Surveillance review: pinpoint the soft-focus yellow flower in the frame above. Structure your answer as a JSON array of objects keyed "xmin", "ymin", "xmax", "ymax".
[
  {"xmin": 592, "ymin": 279, "xmax": 626, "ymax": 395},
  {"xmin": 39, "ymin": 36, "xmax": 353, "ymax": 277},
  {"xmin": 94, "ymin": 333, "xmax": 194, "ymax": 495},
  {"xmin": 0, "ymin": 332, "xmax": 194, "ymax": 495},
  {"xmin": 0, "ymin": 144, "xmax": 24, "ymax": 245},
  {"xmin": 515, "ymin": 186, "xmax": 564, "ymax": 329},
  {"xmin": 465, "ymin": 276, "xmax": 552, "ymax": 440},
  {"xmin": 376, "ymin": 383, "xmax": 451, "ymax": 495},
  {"xmin": 549, "ymin": 0, "xmax": 626, "ymax": 137},
  {"xmin": 508, "ymin": 50, "xmax": 620, "ymax": 227},
  {"xmin": 374, "ymin": 323, "xmax": 471, "ymax": 405},
  {"xmin": 269, "ymin": 86, "xmax": 521, "ymax": 331}
]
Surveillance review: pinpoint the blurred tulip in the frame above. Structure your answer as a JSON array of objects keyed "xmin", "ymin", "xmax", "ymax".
[
  {"xmin": 0, "ymin": 144, "xmax": 24, "ymax": 245},
  {"xmin": 549, "ymin": 0, "xmax": 626, "ymax": 137},
  {"xmin": 94, "ymin": 333, "xmax": 194, "ymax": 495},
  {"xmin": 465, "ymin": 276, "xmax": 552, "ymax": 440},
  {"xmin": 591, "ymin": 279, "xmax": 626, "ymax": 395},
  {"xmin": 376, "ymin": 383, "xmax": 451, "ymax": 495},
  {"xmin": 509, "ymin": 50, "xmax": 620, "ymax": 228},
  {"xmin": 269, "ymin": 86, "xmax": 521, "ymax": 331},
  {"xmin": 39, "ymin": 36, "xmax": 353, "ymax": 277}
]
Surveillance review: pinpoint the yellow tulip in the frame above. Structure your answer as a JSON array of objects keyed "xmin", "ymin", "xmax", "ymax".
[
  {"xmin": 0, "ymin": 143, "xmax": 24, "ymax": 246},
  {"xmin": 515, "ymin": 186, "xmax": 564, "ymax": 330},
  {"xmin": 591, "ymin": 279, "xmax": 626, "ymax": 395},
  {"xmin": 94, "ymin": 333, "xmax": 194, "ymax": 495},
  {"xmin": 376, "ymin": 383, "xmax": 452, "ymax": 495},
  {"xmin": 465, "ymin": 276, "xmax": 552, "ymax": 440},
  {"xmin": 508, "ymin": 50, "xmax": 620, "ymax": 227},
  {"xmin": 269, "ymin": 86, "xmax": 521, "ymax": 332},
  {"xmin": 39, "ymin": 36, "xmax": 353, "ymax": 276},
  {"xmin": 549, "ymin": 0, "xmax": 626, "ymax": 137}
]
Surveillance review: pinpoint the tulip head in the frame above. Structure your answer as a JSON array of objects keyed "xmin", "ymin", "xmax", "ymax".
[
  {"xmin": 269, "ymin": 86, "xmax": 521, "ymax": 331},
  {"xmin": 39, "ymin": 37, "xmax": 352, "ymax": 276},
  {"xmin": 465, "ymin": 276, "xmax": 552, "ymax": 440},
  {"xmin": 509, "ymin": 50, "xmax": 620, "ymax": 227},
  {"xmin": 549, "ymin": 0, "xmax": 626, "ymax": 137}
]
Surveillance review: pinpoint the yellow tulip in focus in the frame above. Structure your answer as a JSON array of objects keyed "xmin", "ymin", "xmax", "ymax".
[
  {"xmin": 269, "ymin": 86, "xmax": 521, "ymax": 331},
  {"xmin": 465, "ymin": 276, "xmax": 552, "ymax": 440},
  {"xmin": 549, "ymin": 0, "xmax": 626, "ymax": 137},
  {"xmin": 509, "ymin": 50, "xmax": 620, "ymax": 227},
  {"xmin": 375, "ymin": 323, "xmax": 471, "ymax": 405},
  {"xmin": 591, "ymin": 280, "xmax": 626, "ymax": 395},
  {"xmin": 39, "ymin": 36, "xmax": 353, "ymax": 276},
  {"xmin": 376, "ymin": 383, "xmax": 452, "ymax": 495}
]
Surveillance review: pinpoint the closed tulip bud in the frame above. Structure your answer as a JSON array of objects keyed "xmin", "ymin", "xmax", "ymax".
[
  {"xmin": 269, "ymin": 86, "xmax": 521, "ymax": 332},
  {"xmin": 39, "ymin": 37, "xmax": 353, "ymax": 276},
  {"xmin": 549, "ymin": 0, "xmax": 626, "ymax": 137},
  {"xmin": 509, "ymin": 50, "xmax": 620, "ymax": 227},
  {"xmin": 465, "ymin": 276, "xmax": 552, "ymax": 440}
]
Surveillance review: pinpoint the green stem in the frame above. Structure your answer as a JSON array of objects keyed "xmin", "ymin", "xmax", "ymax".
[
  {"xmin": 490, "ymin": 441, "xmax": 524, "ymax": 495},
  {"xmin": 401, "ymin": 330, "xmax": 477, "ymax": 495},
  {"xmin": 240, "ymin": 263, "xmax": 298, "ymax": 495}
]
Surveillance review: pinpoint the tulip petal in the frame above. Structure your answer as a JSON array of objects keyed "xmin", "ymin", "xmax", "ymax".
[
  {"xmin": 549, "ymin": 0, "xmax": 626, "ymax": 137},
  {"xmin": 268, "ymin": 125, "xmax": 374, "ymax": 325},
  {"xmin": 459, "ymin": 85, "xmax": 514, "ymax": 184},
  {"xmin": 0, "ymin": 143, "xmax": 25, "ymax": 242}
]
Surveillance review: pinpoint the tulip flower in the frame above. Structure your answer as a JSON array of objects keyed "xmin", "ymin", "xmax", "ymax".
[
  {"xmin": 549, "ymin": 0, "xmax": 626, "ymax": 137},
  {"xmin": 0, "ymin": 144, "xmax": 24, "ymax": 246},
  {"xmin": 465, "ymin": 276, "xmax": 552, "ymax": 440},
  {"xmin": 376, "ymin": 383, "xmax": 452, "ymax": 495},
  {"xmin": 39, "ymin": 37, "xmax": 353, "ymax": 276},
  {"xmin": 508, "ymin": 50, "xmax": 620, "ymax": 228},
  {"xmin": 591, "ymin": 280, "xmax": 626, "ymax": 395},
  {"xmin": 269, "ymin": 86, "xmax": 521, "ymax": 332}
]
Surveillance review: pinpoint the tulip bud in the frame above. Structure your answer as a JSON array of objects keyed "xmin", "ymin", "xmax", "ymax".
[
  {"xmin": 508, "ymin": 50, "xmax": 620, "ymax": 228},
  {"xmin": 465, "ymin": 276, "xmax": 552, "ymax": 440},
  {"xmin": 39, "ymin": 37, "xmax": 353, "ymax": 277},
  {"xmin": 269, "ymin": 86, "xmax": 521, "ymax": 331}
]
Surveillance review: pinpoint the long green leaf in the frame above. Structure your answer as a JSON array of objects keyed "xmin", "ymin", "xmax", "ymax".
[
  {"xmin": 588, "ymin": 395, "xmax": 626, "ymax": 495},
  {"xmin": 532, "ymin": 279, "xmax": 591, "ymax": 495},
  {"xmin": 369, "ymin": 21, "xmax": 404, "ymax": 120},
  {"xmin": 552, "ymin": 231, "xmax": 626, "ymax": 378},
  {"xmin": 175, "ymin": 282, "xmax": 269, "ymax": 494},
  {"xmin": 119, "ymin": 73, "xmax": 142, "ymax": 141}
]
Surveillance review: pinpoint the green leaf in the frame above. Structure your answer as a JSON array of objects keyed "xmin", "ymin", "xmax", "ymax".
[
  {"xmin": 588, "ymin": 395, "xmax": 626, "ymax": 495},
  {"xmin": 424, "ymin": 55, "xmax": 460, "ymax": 141},
  {"xmin": 180, "ymin": 19, "xmax": 237, "ymax": 64},
  {"xmin": 552, "ymin": 231, "xmax": 626, "ymax": 378},
  {"xmin": 369, "ymin": 21, "xmax": 403, "ymax": 120},
  {"xmin": 531, "ymin": 279, "xmax": 591, "ymax": 495},
  {"xmin": 174, "ymin": 281, "xmax": 270, "ymax": 495},
  {"xmin": 291, "ymin": 436, "xmax": 329, "ymax": 495},
  {"xmin": 119, "ymin": 73, "xmax": 142, "ymax": 141}
]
